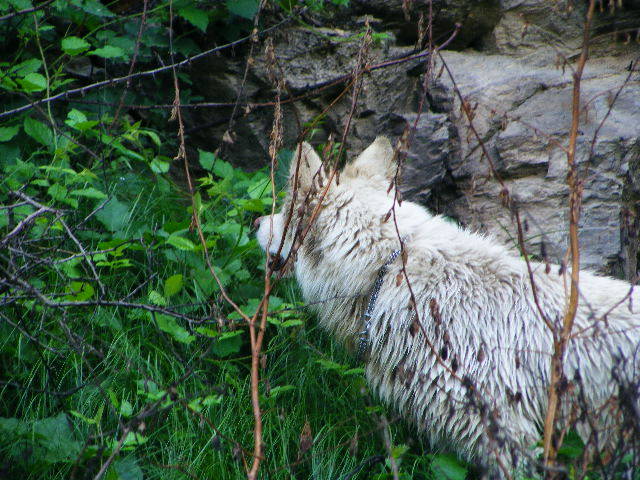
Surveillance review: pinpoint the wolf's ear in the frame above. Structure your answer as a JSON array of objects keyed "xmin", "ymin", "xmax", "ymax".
[
  {"xmin": 289, "ymin": 142, "xmax": 323, "ymax": 192},
  {"xmin": 343, "ymin": 136, "xmax": 395, "ymax": 182}
]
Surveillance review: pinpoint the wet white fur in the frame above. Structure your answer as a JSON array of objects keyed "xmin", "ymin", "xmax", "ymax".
[{"xmin": 256, "ymin": 138, "xmax": 640, "ymax": 474}]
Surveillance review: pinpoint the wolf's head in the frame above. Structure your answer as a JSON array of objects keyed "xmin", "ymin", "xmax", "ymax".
[{"xmin": 255, "ymin": 137, "xmax": 432, "ymax": 282}]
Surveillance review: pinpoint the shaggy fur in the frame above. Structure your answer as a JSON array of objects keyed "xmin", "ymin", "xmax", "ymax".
[{"xmin": 255, "ymin": 138, "xmax": 640, "ymax": 475}]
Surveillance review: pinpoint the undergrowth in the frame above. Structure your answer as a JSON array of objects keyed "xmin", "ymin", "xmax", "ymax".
[{"xmin": 0, "ymin": 1, "xmax": 454, "ymax": 479}]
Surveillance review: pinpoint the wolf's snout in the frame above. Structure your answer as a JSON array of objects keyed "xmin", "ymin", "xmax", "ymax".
[{"xmin": 253, "ymin": 215, "xmax": 266, "ymax": 230}]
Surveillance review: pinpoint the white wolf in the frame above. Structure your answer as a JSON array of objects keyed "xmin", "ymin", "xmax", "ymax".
[{"xmin": 255, "ymin": 137, "xmax": 640, "ymax": 475}]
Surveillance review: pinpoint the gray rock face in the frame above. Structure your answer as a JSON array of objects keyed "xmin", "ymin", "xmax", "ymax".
[
  {"xmin": 436, "ymin": 50, "xmax": 640, "ymax": 276},
  {"xmin": 190, "ymin": 1, "xmax": 640, "ymax": 278}
]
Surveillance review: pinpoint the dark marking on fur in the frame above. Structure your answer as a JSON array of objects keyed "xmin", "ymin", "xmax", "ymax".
[
  {"xmin": 304, "ymin": 230, "xmax": 324, "ymax": 269},
  {"xmin": 451, "ymin": 356, "xmax": 459, "ymax": 373},
  {"xmin": 440, "ymin": 345, "xmax": 449, "ymax": 360},
  {"xmin": 409, "ymin": 318, "xmax": 419, "ymax": 337},
  {"xmin": 345, "ymin": 240, "xmax": 360, "ymax": 258},
  {"xmin": 477, "ymin": 346, "xmax": 485, "ymax": 363},
  {"xmin": 430, "ymin": 298, "xmax": 442, "ymax": 326}
]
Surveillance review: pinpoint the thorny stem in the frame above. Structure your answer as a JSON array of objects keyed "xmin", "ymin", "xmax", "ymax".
[{"xmin": 542, "ymin": 0, "xmax": 596, "ymax": 470}]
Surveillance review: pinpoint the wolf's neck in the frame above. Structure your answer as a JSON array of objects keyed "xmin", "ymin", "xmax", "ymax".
[{"xmin": 295, "ymin": 238, "xmax": 399, "ymax": 346}]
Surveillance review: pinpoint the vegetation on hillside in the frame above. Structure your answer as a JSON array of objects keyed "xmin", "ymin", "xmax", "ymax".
[{"xmin": 0, "ymin": 1, "xmax": 450, "ymax": 479}]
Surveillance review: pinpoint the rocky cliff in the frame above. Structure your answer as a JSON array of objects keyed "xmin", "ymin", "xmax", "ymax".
[{"xmin": 189, "ymin": 0, "xmax": 640, "ymax": 279}]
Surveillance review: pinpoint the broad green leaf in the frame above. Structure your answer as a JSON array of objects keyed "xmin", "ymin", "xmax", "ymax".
[
  {"xmin": 155, "ymin": 314, "xmax": 195, "ymax": 344},
  {"xmin": 23, "ymin": 116, "xmax": 53, "ymax": 146},
  {"xmin": 65, "ymin": 281, "xmax": 95, "ymax": 301},
  {"xmin": 226, "ymin": 0, "xmax": 259, "ymax": 19},
  {"xmin": 557, "ymin": 430, "xmax": 585, "ymax": 460},
  {"xmin": 108, "ymin": 456, "xmax": 143, "ymax": 480},
  {"xmin": 11, "ymin": 58, "xmax": 42, "ymax": 76},
  {"xmin": 33, "ymin": 413, "xmax": 83, "ymax": 463},
  {"xmin": 95, "ymin": 198, "xmax": 129, "ymax": 232},
  {"xmin": 213, "ymin": 159, "xmax": 234, "ymax": 178},
  {"xmin": 18, "ymin": 72, "xmax": 47, "ymax": 92},
  {"xmin": 430, "ymin": 453, "xmax": 468, "ymax": 480},
  {"xmin": 150, "ymin": 157, "xmax": 170, "ymax": 174},
  {"xmin": 121, "ymin": 431, "xmax": 148, "ymax": 448},
  {"xmin": 90, "ymin": 45, "xmax": 125, "ymax": 59},
  {"xmin": 70, "ymin": 187, "xmax": 107, "ymax": 199},
  {"xmin": 211, "ymin": 330, "xmax": 243, "ymax": 357},
  {"xmin": 47, "ymin": 183, "xmax": 67, "ymax": 201},
  {"xmin": 178, "ymin": 6, "xmax": 209, "ymax": 32},
  {"xmin": 195, "ymin": 326, "xmax": 218, "ymax": 337},
  {"xmin": 119, "ymin": 400, "xmax": 133, "ymax": 418},
  {"xmin": 164, "ymin": 274, "xmax": 183, "ymax": 298},
  {"xmin": 238, "ymin": 198, "xmax": 267, "ymax": 213},
  {"xmin": 0, "ymin": 125, "xmax": 19, "ymax": 142},
  {"xmin": 66, "ymin": 108, "xmax": 87, "ymax": 123},
  {"xmin": 70, "ymin": 0, "xmax": 115, "ymax": 17},
  {"xmin": 391, "ymin": 444, "xmax": 409, "ymax": 459},
  {"xmin": 141, "ymin": 129, "xmax": 161, "ymax": 146},
  {"xmin": 166, "ymin": 234, "xmax": 196, "ymax": 251},
  {"xmin": 61, "ymin": 36, "xmax": 90, "ymax": 55},
  {"xmin": 198, "ymin": 149, "xmax": 216, "ymax": 171}
]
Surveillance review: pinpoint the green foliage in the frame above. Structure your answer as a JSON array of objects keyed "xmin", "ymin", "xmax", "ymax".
[{"xmin": 0, "ymin": 0, "xmax": 475, "ymax": 479}]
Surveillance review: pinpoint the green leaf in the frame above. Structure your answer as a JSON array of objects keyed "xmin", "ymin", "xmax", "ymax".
[
  {"xmin": 70, "ymin": 0, "xmax": 115, "ymax": 17},
  {"xmin": 108, "ymin": 456, "xmax": 143, "ymax": 480},
  {"xmin": 90, "ymin": 45, "xmax": 126, "ymax": 59},
  {"xmin": 430, "ymin": 454, "xmax": 468, "ymax": 480},
  {"xmin": 23, "ymin": 116, "xmax": 53, "ymax": 146},
  {"xmin": 211, "ymin": 330, "xmax": 243, "ymax": 357},
  {"xmin": 150, "ymin": 157, "xmax": 170, "ymax": 174},
  {"xmin": 65, "ymin": 108, "xmax": 87, "ymax": 125},
  {"xmin": 47, "ymin": 183, "xmax": 67, "ymax": 201},
  {"xmin": 0, "ymin": 125, "xmax": 20, "ymax": 142},
  {"xmin": 226, "ymin": 0, "xmax": 259, "ymax": 19},
  {"xmin": 70, "ymin": 187, "xmax": 107, "ymax": 199},
  {"xmin": 164, "ymin": 274, "xmax": 183, "ymax": 298},
  {"xmin": 65, "ymin": 281, "xmax": 95, "ymax": 301},
  {"xmin": 268, "ymin": 385, "xmax": 295, "ymax": 397},
  {"xmin": 33, "ymin": 414, "xmax": 83, "ymax": 463},
  {"xmin": 95, "ymin": 198, "xmax": 129, "ymax": 232},
  {"xmin": 141, "ymin": 129, "xmax": 161, "ymax": 146},
  {"xmin": 155, "ymin": 314, "xmax": 195, "ymax": 344},
  {"xmin": 391, "ymin": 444, "xmax": 409, "ymax": 459},
  {"xmin": 61, "ymin": 36, "xmax": 91, "ymax": 55},
  {"xmin": 198, "ymin": 149, "xmax": 216, "ymax": 171},
  {"xmin": 65, "ymin": 109, "xmax": 97, "ymax": 131},
  {"xmin": 121, "ymin": 431, "xmax": 148, "ymax": 448},
  {"xmin": 213, "ymin": 159, "xmax": 234, "ymax": 178},
  {"xmin": 280, "ymin": 319, "xmax": 304, "ymax": 327},
  {"xmin": 557, "ymin": 430, "xmax": 585, "ymax": 460},
  {"xmin": 148, "ymin": 290, "xmax": 167, "ymax": 306},
  {"xmin": 178, "ymin": 6, "xmax": 209, "ymax": 32},
  {"xmin": 316, "ymin": 359, "xmax": 346, "ymax": 372},
  {"xmin": 119, "ymin": 400, "xmax": 133, "ymax": 418},
  {"xmin": 17, "ymin": 72, "xmax": 47, "ymax": 92},
  {"xmin": 166, "ymin": 234, "xmax": 196, "ymax": 251},
  {"xmin": 11, "ymin": 58, "xmax": 42, "ymax": 76}
]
